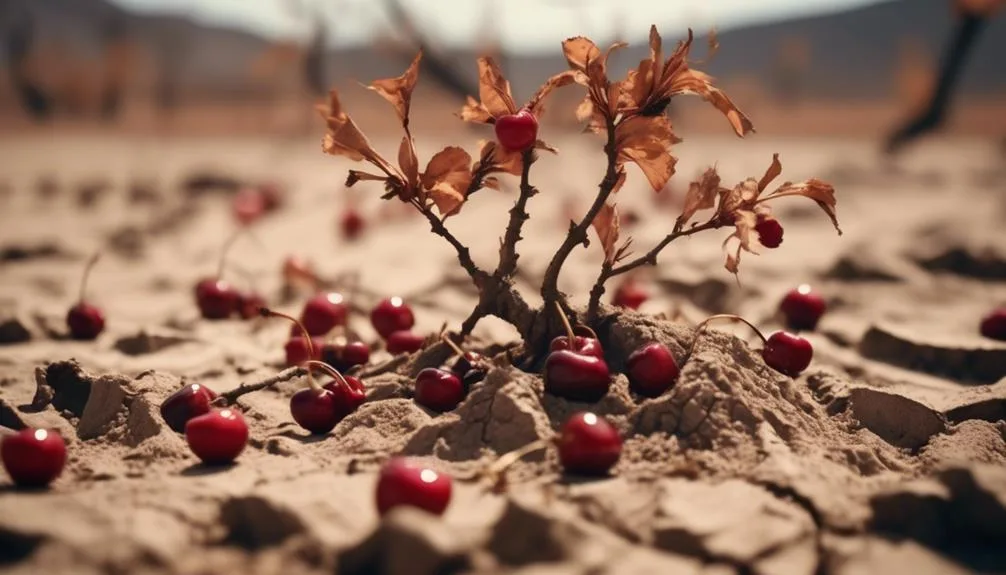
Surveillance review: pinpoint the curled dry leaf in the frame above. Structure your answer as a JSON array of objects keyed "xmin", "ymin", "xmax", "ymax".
[
  {"xmin": 422, "ymin": 147, "xmax": 473, "ymax": 217},
  {"xmin": 320, "ymin": 90, "xmax": 389, "ymax": 171},
  {"xmin": 368, "ymin": 51, "xmax": 422, "ymax": 127},
  {"xmin": 615, "ymin": 115, "xmax": 681, "ymax": 191},
  {"xmin": 459, "ymin": 57, "xmax": 517, "ymax": 124},
  {"xmin": 591, "ymin": 202, "xmax": 621, "ymax": 264},
  {"xmin": 621, "ymin": 27, "xmax": 754, "ymax": 137},
  {"xmin": 678, "ymin": 167, "xmax": 722, "ymax": 227},
  {"xmin": 563, "ymin": 36, "xmax": 627, "ymax": 128},
  {"xmin": 715, "ymin": 153, "xmax": 840, "ymax": 275}
]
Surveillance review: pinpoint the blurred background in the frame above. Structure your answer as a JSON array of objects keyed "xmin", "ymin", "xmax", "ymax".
[{"xmin": 1, "ymin": 0, "xmax": 1004, "ymax": 141}]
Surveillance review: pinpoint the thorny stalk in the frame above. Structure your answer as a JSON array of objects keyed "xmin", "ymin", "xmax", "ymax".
[
  {"xmin": 587, "ymin": 219, "xmax": 723, "ymax": 318},
  {"xmin": 495, "ymin": 149, "xmax": 538, "ymax": 279},
  {"xmin": 540, "ymin": 115, "xmax": 618, "ymax": 316}
]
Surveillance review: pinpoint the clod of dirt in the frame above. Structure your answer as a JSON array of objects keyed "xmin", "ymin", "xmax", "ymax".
[
  {"xmin": 31, "ymin": 360, "xmax": 174, "ymax": 445},
  {"xmin": 909, "ymin": 241, "xmax": 1006, "ymax": 280},
  {"xmin": 0, "ymin": 312, "xmax": 31, "ymax": 345},
  {"xmin": 651, "ymin": 478, "xmax": 818, "ymax": 575},
  {"xmin": 337, "ymin": 508, "xmax": 472, "ymax": 575},
  {"xmin": 0, "ymin": 242, "xmax": 69, "ymax": 263},
  {"xmin": 846, "ymin": 388, "xmax": 946, "ymax": 451},
  {"xmin": 114, "ymin": 330, "xmax": 195, "ymax": 356},
  {"xmin": 180, "ymin": 170, "xmax": 243, "ymax": 196},
  {"xmin": 332, "ymin": 399, "xmax": 432, "ymax": 455},
  {"xmin": 75, "ymin": 179, "xmax": 111, "ymax": 208},
  {"xmin": 919, "ymin": 420, "xmax": 1006, "ymax": 468},
  {"xmin": 823, "ymin": 243, "xmax": 914, "ymax": 282},
  {"xmin": 868, "ymin": 464, "xmax": 1006, "ymax": 571},
  {"xmin": 859, "ymin": 323, "xmax": 1006, "ymax": 383},
  {"xmin": 402, "ymin": 367, "xmax": 553, "ymax": 461},
  {"xmin": 106, "ymin": 226, "xmax": 146, "ymax": 259}
]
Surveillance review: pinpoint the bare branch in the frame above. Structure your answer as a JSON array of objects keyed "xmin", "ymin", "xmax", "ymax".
[
  {"xmin": 540, "ymin": 115, "xmax": 618, "ymax": 309},
  {"xmin": 495, "ymin": 149, "xmax": 537, "ymax": 279},
  {"xmin": 412, "ymin": 199, "xmax": 490, "ymax": 285},
  {"xmin": 218, "ymin": 366, "xmax": 306, "ymax": 406},
  {"xmin": 586, "ymin": 219, "xmax": 722, "ymax": 317}
]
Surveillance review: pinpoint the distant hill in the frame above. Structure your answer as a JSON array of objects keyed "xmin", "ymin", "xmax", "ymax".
[{"xmin": 1, "ymin": 0, "xmax": 1004, "ymax": 102}]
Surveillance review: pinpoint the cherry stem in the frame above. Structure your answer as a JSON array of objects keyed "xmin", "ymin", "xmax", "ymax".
[
  {"xmin": 554, "ymin": 301, "xmax": 576, "ymax": 343},
  {"xmin": 259, "ymin": 307, "xmax": 317, "ymax": 386},
  {"xmin": 484, "ymin": 437, "xmax": 554, "ymax": 490},
  {"xmin": 685, "ymin": 314, "xmax": 767, "ymax": 361},
  {"xmin": 440, "ymin": 334, "xmax": 465, "ymax": 357},
  {"xmin": 303, "ymin": 360, "xmax": 352, "ymax": 393},
  {"xmin": 216, "ymin": 228, "xmax": 249, "ymax": 280},
  {"xmin": 78, "ymin": 251, "xmax": 101, "ymax": 304}
]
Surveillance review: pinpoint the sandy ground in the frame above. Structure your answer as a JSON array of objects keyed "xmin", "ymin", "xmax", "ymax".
[{"xmin": 0, "ymin": 130, "xmax": 1005, "ymax": 575}]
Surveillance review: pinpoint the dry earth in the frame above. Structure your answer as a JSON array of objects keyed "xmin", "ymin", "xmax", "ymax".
[{"xmin": 0, "ymin": 131, "xmax": 1005, "ymax": 575}]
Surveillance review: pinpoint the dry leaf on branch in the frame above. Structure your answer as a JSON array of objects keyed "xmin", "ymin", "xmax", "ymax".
[
  {"xmin": 677, "ymin": 167, "xmax": 722, "ymax": 228},
  {"xmin": 621, "ymin": 27, "xmax": 754, "ymax": 137},
  {"xmin": 458, "ymin": 57, "xmax": 575, "ymax": 174},
  {"xmin": 322, "ymin": 52, "xmax": 489, "ymax": 216},
  {"xmin": 615, "ymin": 115, "xmax": 681, "ymax": 191},
  {"xmin": 591, "ymin": 202, "xmax": 621, "ymax": 264},
  {"xmin": 716, "ymin": 153, "xmax": 841, "ymax": 276}
]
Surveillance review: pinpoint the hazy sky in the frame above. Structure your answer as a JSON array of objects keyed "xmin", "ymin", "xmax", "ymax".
[{"xmin": 107, "ymin": 0, "xmax": 885, "ymax": 53}]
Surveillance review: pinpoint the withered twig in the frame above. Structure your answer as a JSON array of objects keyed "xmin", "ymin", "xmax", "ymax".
[
  {"xmin": 412, "ymin": 199, "xmax": 490, "ymax": 284},
  {"xmin": 495, "ymin": 149, "xmax": 537, "ymax": 279},
  {"xmin": 586, "ymin": 219, "xmax": 722, "ymax": 318},
  {"xmin": 460, "ymin": 304, "xmax": 486, "ymax": 337},
  {"xmin": 355, "ymin": 354, "xmax": 409, "ymax": 379},
  {"xmin": 218, "ymin": 366, "xmax": 305, "ymax": 405},
  {"xmin": 540, "ymin": 115, "xmax": 617, "ymax": 310}
]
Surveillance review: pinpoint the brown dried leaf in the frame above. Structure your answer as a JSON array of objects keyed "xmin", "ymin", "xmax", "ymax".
[
  {"xmin": 422, "ymin": 147, "xmax": 473, "ymax": 218},
  {"xmin": 527, "ymin": 71, "xmax": 578, "ymax": 117},
  {"xmin": 368, "ymin": 51, "xmax": 422, "ymax": 126},
  {"xmin": 762, "ymin": 178, "xmax": 842, "ymax": 234},
  {"xmin": 346, "ymin": 169, "xmax": 388, "ymax": 187},
  {"xmin": 460, "ymin": 95, "xmax": 494, "ymax": 124},
  {"xmin": 724, "ymin": 210, "xmax": 758, "ymax": 274},
  {"xmin": 591, "ymin": 202, "xmax": 620, "ymax": 264},
  {"xmin": 615, "ymin": 115, "xmax": 680, "ymax": 191},
  {"xmin": 534, "ymin": 140, "xmax": 558, "ymax": 155},
  {"xmin": 321, "ymin": 90, "xmax": 394, "ymax": 174},
  {"xmin": 397, "ymin": 135, "xmax": 420, "ymax": 192},
  {"xmin": 679, "ymin": 167, "xmax": 721, "ymax": 225},
  {"xmin": 669, "ymin": 68, "xmax": 754, "ymax": 137},
  {"xmin": 476, "ymin": 57, "xmax": 517, "ymax": 118},
  {"xmin": 562, "ymin": 37, "xmax": 602, "ymax": 73},
  {"xmin": 757, "ymin": 153, "xmax": 783, "ymax": 193},
  {"xmin": 490, "ymin": 145, "xmax": 524, "ymax": 177}
]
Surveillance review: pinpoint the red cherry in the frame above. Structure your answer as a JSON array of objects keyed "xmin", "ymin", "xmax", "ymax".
[
  {"xmin": 761, "ymin": 331, "xmax": 813, "ymax": 377},
  {"xmin": 1, "ymin": 428, "xmax": 67, "ymax": 487},
  {"xmin": 322, "ymin": 374, "xmax": 366, "ymax": 419},
  {"xmin": 612, "ymin": 279, "xmax": 648, "ymax": 310},
  {"xmin": 160, "ymin": 383, "xmax": 218, "ymax": 433},
  {"xmin": 494, "ymin": 109, "xmax": 538, "ymax": 151},
  {"xmin": 195, "ymin": 279, "xmax": 239, "ymax": 320},
  {"xmin": 626, "ymin": 342, "xmax": 679, "ymax": 397},
  {"xmin": 341, "ymin": 208, "xmax": 365, "ymax": 240},
  {"xmin": 755, "ymin": 214, "xmax": 784, "ymax": 248},
  {"xmin": 544, "ymin": 350, "xmax": 611, "ymax": 402},
  {"xmin": 285, "ymin": 336, "xmax": 323, "ymax": 366},
  {"xmin": 301, "ymin": 292, "xmax": 348, "ymax": 336},
  {"xmin": 67, "ymin": 253, "xmax": 104, "ymax": 340},
  {"xmin": 66, "ymin": 302, "xmax": 105, "ymax": 340},
  {"xmin": 232, "ymin": 187, "xmax": 266, "ymax": 225},
  {"xmin": 184, "ymin": 408, "xmax": 249, "ymax": 465},
  {"xmin": 556, "ymin": 412, "xmax": 621, "ymax": 476},
  {"xmin": 980, "ymin": 308, "xmax": 1006, "ymax": 341},
  {"xmin": 321, "ymin": 339, "xmax": 371, "ymax": 372},
  {"xmin": 258, "ymin": 181, "xmax": 284, "ymax": 211},
  {"xmin": 386, "ymin": 330, "xmax": 425, "ymax": 354},
  {"xmin": 549, "ymin": 335, "xmax": 604, "ymax": 360},
  {"xmin": 780, "ymin": 284, "xmax": 827, "ymax": 331},
  {"xmin": 236, "ymin": 292, "xmax": 266, "ymax": 320},
  {"xmin": 371, "ymin": 297, "xmax": 415, "ymax": 339},
  {"xmin": 290, "ymin": 387, "xmax": 343, "ymax": 434},
  {"xmin": 414, "ymin": 368, "xmax": 464, "ymax": 412},
  {"xmin": 375, "ymin": 457, "xmax": 452, "ymax": 517}
]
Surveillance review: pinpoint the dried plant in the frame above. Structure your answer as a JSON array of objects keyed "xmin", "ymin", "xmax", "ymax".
[{"xmin": 318, "ymin": 26, "xmax": 842, "ymax": 355}]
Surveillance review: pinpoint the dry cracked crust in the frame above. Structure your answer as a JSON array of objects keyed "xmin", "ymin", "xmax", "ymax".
[{"xmin": 1, "ymin": 310, "xmax": 1005, "ymax": 575}]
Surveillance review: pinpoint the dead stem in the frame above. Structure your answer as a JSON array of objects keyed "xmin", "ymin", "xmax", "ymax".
[
  {"xmin": 540, "ymin": 115, "xmax": 618, "ymax": 311},
  {"xmin": 495, "ymin": 149, "xmax": 537, "ymax": 279},
  {"xmin": 483, "ymin": 437, "xmax": 554, "ymax": 493},
  {"xmin": 684, "ymin": 313, "xmax": 767, "ymax": 364},
  {"xmin": 412, "ymin": 198, "xmax": 490, "ymax": 285},
  {"xmin": 217, "ymin": 366, "xmax": 306, "ymax": 405},
  {"xmin": 587, "ymin": 219, "xmax": 722, "ymax": 318}
]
